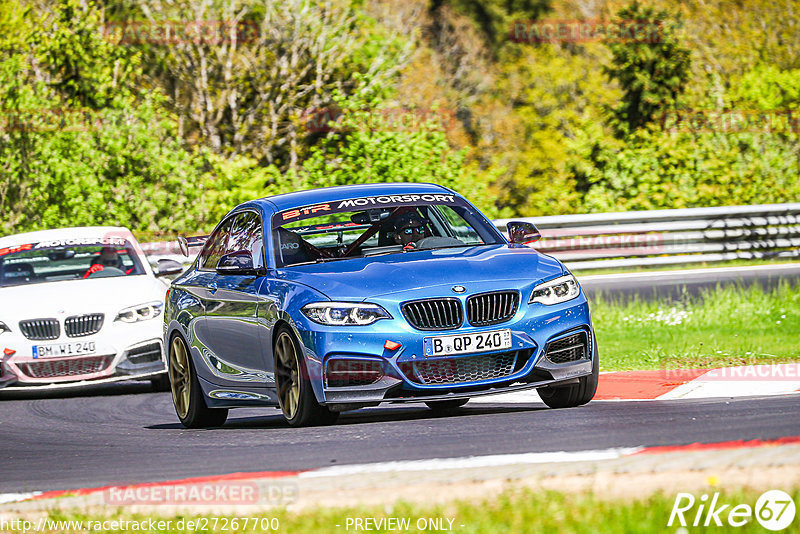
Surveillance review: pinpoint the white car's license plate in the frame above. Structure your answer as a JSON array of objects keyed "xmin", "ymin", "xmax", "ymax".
[
  {"xmin": 33, "ymin": 341, "xmax": 96, "ymax": 359},
  {"xmin": 423, "ymin": 329, "xmax": 512, "ymax": 357}
]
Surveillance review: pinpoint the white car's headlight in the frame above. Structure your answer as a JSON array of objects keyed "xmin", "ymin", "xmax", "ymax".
[
  {"xmin": 529, "ymin": 275, "xmax": 580, "ymax": 305},
  {"xmin": 0, "ymin": 321, "xmax": 10, "ymax": 334},
  {"xmin": 115, "ymin": 302, "xmax": 164, "ymax": 323},
  {"xmin": 301, "ymin": 302, "xmax": 391, "ymax": 326}
]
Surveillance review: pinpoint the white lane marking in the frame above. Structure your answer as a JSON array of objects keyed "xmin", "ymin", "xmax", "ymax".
[
  {"xmin": 298, "ymin": 448, "xmax": 642, "ymax": 478},
  {"xmin": 577, "ymin": 262, "xmax": 800, "ymax": 282},
  {"xmin": 0, "ymin": 492, "xmax": 41, "ymax": 504}
]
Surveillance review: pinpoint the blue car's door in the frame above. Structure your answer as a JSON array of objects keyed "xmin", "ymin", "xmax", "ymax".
[{"xmin": 195, "ymin": 211, "xmax": 271, "ymax": 387}]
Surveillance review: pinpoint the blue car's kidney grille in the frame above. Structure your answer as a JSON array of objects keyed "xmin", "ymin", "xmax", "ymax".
[
  {"xmin": 466, "ymin": 291, "xmax": 519, "ymax": 326},
  {"xmin": 400, "ymin": 351, "xmax": 519, "ymax": 385},
  {"xmin": 19, "ymin": 318, "xmax": 60, "ymax": 340},
  {"xmin": 545, "ymin": 331, "xmax": 588, "ymax": 364},
  {"xmin": 402, "ymin": 298, "xmax": 462, "ymax": 330},
  {"xmin": 65, "ymin": 314, "xmax": 104, "ymax": 338}
]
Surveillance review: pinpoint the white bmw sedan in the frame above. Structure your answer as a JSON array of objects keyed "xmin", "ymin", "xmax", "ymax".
[{"xmin": 0, "ymin": 227, "xmax": 182, "ymax": 390}]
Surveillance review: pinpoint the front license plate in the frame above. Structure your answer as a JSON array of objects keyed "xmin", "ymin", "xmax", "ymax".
[
  {"xmin": 423, "ymin": 329, "xmax": 512, "ymax": 357},
  {"xmin": 33, "ymin": 341, "xmax": 96, "ymax": 359}
]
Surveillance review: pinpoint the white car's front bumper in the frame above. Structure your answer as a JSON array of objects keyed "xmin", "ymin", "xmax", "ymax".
[{"xmin": 0, "ymin": 318, "xmax": 166, "ymax": 389}]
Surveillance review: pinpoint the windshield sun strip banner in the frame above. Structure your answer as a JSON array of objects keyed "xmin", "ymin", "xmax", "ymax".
[
  {"xmin": 272, "ymin": 193, "xmax": 464, "ymax": 228},
  {"xmin": 0, "ymin": 238, "xmax": 131, "ymax": 258}
]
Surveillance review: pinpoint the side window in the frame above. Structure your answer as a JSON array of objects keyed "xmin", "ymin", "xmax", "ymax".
[
  {"xmin": 228, "ymin": 211, "xmax": 264, "ymax": 268},
  {"xmin": 433, "ymin": 205, "xmax": 484, "ymax": 245},
  {"xmin": 198, "ymin": 217, "xmax": 233, "ymax": 270}
]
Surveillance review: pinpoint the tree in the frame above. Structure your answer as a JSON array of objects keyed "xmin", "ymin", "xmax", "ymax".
[
  {"xmin": 604, "ymin": 1, "xmax": 690, "ymax": 135},
  {"xmin": 126, "ymin": 0, "xmax": 411, "ymax": 169}
]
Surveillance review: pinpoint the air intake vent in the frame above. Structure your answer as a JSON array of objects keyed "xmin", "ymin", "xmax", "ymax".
[
  {"xmin": 466, "ymin": 291, "xmax": 519, "ymax": 327},
  {"xmin": 399, "ymin": 352, "xmax": 518, "ymax": 385},
  {"xmin": 544, "ymin": 331, "xmax": 588, "ymax": 364},
  {"xmin": 402, "ymin": 298, "xmax": 462, "ymax": 331},
  {"xmin": 65, "ymin": 314, "xmax": 104, "ymax": 338},
  {"xmin": 18, "ymin": 355, "xmax": 113, "ymax": 378},
  {"xmin": 19, "ymin": 318, "xmax": 60, "ymax": 340}
]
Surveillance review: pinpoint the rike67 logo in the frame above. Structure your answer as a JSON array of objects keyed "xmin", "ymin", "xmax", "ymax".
[{"xmin": 669, "ymin": 490, "xmax": 796, "ymax": 530}]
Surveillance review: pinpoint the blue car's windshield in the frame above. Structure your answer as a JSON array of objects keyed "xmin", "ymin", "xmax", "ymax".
[{"xmin": 272, "ymin": 201, "xmax": 502, "ymax": 268}]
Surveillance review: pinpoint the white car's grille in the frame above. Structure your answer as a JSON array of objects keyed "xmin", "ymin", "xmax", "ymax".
[
  {"xmin": 19, "ymin": 319, "xmax": 60, "ymax": 340},
  {"xmin": 65, "ymin": 314, "xmax": 104, "ymax": 337}
]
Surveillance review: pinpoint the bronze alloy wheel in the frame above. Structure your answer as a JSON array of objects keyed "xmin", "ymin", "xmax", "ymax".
[
  {"xmin": 168, "ymin": 334, "xmax": 228, "ymax": 428},
  {"xmin": 273, "ymin": 326, "xmax": 339, "ymax": 427},
  {"xmin": 169, "ymin": 336, "xmax": 191, "ymax": 419},
  {"xmin": 275, "ymin": 330, "xmax": 301, "ymax": 420}
]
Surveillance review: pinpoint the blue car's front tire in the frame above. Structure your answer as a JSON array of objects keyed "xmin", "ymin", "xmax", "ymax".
[
  {"xmin": 538, "ymin": 339, "xmax": 599, "ymax": 409},
  {"xmin": 274, "ymin": 327, "xmax": 339, "ymax": 427}
]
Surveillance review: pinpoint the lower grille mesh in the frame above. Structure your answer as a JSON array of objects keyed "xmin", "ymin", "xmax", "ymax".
[
  {"xmin": 400, "ymin": 352, "xmax": 518, "ymax": 385},
  {"xmin": 18, "ymin": 355, "xmax": 113, "ymax": 379}
]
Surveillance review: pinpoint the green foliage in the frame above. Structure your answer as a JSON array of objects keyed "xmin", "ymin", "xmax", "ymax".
[
  {"xmin": 2, "ymin": 0, "xmax": 800, "ymax": 239},
  {"xmin": 605, "ymin": 1, "xmax": 691, "ymax": 135},
  {"xmin": 591, "ymin": 281, "xmax": 800, "ymax": 371},
  {"xmin": 0, "ymin": 0, "xmax": 208, "ymax": 237},
  {"xmin": 202, "ymin": 88, "xmax": 499, "ymax": 225}
]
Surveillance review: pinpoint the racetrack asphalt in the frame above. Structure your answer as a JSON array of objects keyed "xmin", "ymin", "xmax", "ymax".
[
  {"xmin": 1, "ymin": 383, "xmax": 798, "ymax": 494},
  {"xmin": 578, "ymin": 262, "xmax": 800, "ymax": 300}
]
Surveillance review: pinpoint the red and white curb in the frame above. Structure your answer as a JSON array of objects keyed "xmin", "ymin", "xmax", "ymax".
[
  {"xmin": 470, "ymin": 363, "xmax": 800, "ymax": 403},
  {"xmin": 3, "ymin": 436, "xmax": 799, "ymax": 506}
]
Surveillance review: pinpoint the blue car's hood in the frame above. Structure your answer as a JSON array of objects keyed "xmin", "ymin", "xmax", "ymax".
[{"xmin": 275, "ymin": 244, "xmax": 565, "ymax": 300}]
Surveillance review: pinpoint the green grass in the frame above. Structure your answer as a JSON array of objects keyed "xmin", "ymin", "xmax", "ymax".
[
  {"xmin": 591, "ymin": 281, "xmax": 800, "ymax": 371},
  {"xmin": 23, "ymin": 486, "xmax": 799, "ymax": 533}
]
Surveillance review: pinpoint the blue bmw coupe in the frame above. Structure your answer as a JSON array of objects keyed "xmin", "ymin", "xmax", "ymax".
[{"xmin": 164, "ymin": 183, "xmax": 598, "ymax": 427}]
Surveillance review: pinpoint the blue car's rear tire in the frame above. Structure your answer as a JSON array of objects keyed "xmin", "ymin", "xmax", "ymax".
[
  {"xmin": 274, "ymin": 326, "xmax": 339, "ymax": 427},
  {"xmin": 539, "ymin": 336, "xmax": 599, "ymax": 409},
  {"xmin": 169, "ymin": 334, "xmax": 228, "ymax": 428}
]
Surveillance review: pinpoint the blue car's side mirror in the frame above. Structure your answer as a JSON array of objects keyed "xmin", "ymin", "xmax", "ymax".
[
  {"xmin": 507, "ymin": 221, "xmax": 541, "ymax": 245},
  {"xmin": 216, "ymin": 251, "xmax": 265, "ymax": 276}
]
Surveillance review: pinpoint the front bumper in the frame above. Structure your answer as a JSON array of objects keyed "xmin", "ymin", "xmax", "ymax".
[
  {"xmin": 293, "ymin": 292, "xmax": 595, "ymax": 406},
  {"xmin": 0, "ymin": 320, "xmax": 166, "ymax": 389}
]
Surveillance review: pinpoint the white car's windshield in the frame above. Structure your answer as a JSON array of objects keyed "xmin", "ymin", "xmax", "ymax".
[
  {"xmin": 271, "ymin": 201, "xmax": 502, "ymax": 268},
  {"xmin": 0, "ymin": 239, "xmax": 146, "ymax": 287}
]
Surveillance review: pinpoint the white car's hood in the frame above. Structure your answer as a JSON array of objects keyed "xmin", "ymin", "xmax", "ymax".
[{"xmin": 0, "ymin": 276, "xmax": 167, "ymax": 322}]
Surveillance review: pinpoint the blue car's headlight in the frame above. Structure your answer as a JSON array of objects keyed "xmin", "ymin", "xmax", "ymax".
[
  {"xmin": 115, "ymin": 302, "xmax": 164, "ymax": 323},
  {"xmin": 301, "ymin": 302, "xmax": 392, "ymax": 326},
  {"xmin": 529, "ymin": 275, "xmax": 580, "ymax": 305}
]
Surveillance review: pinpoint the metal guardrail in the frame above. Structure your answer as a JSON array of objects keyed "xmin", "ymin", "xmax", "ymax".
[
  {"xmin": 142, "ymin": 203, "xmax": 800, "ymax": 272},
  {"xmin": 494, "ymin": 203, "xmax": 800, "ymax": 270}
]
